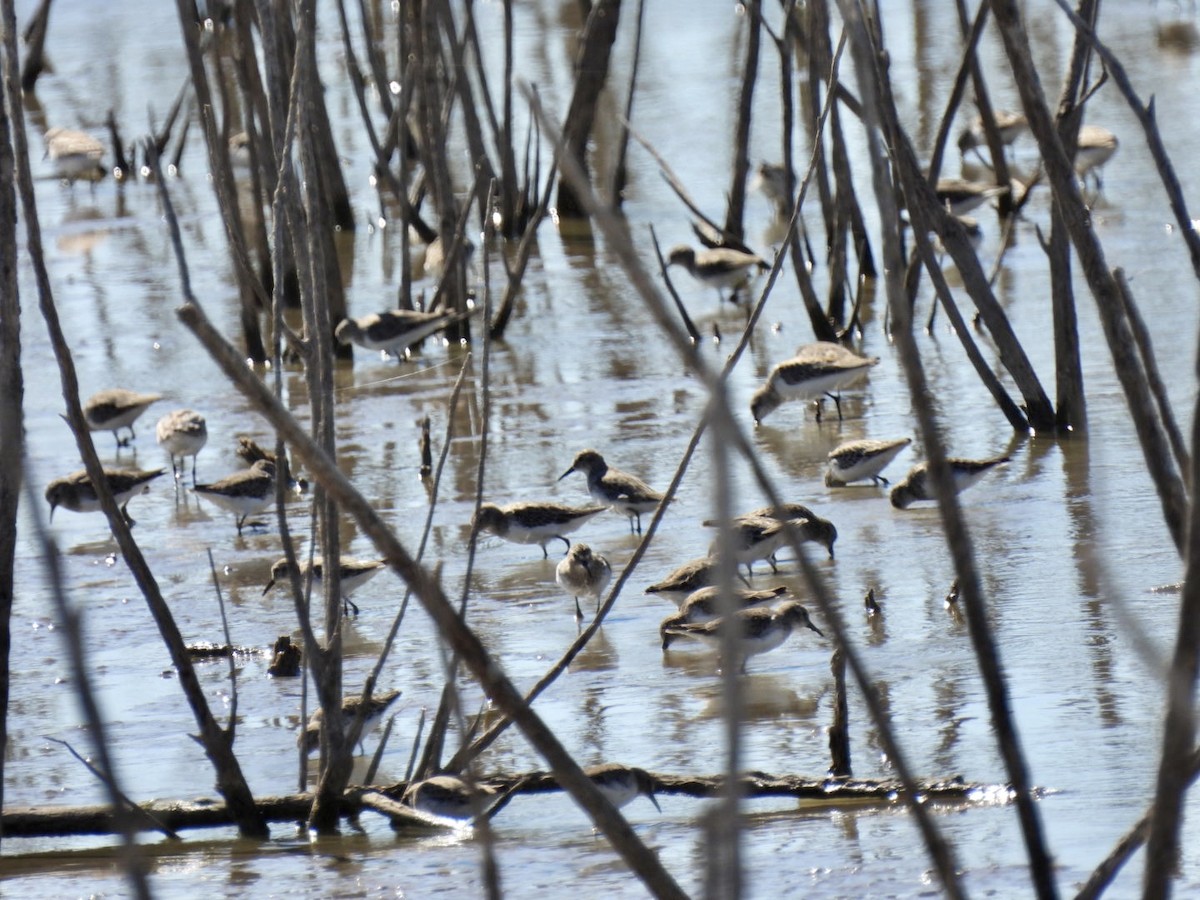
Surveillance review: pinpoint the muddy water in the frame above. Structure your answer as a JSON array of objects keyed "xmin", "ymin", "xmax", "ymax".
[{"xmin": 5, "ymin": 0, "xmax": 1200, "ymax": 896}]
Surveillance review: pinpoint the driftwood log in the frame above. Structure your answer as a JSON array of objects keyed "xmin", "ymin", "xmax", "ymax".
[{"xmin": 1, "ymin": 771, "xmax": 1025, "ymax": 839}]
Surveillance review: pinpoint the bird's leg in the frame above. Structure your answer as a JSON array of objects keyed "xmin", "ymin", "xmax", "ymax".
[
  {"xmin": 574, "ymin": 597, "xmax": 584, "ymax": 623},
  {"xmin": 541, "ymin": 543, "xmax": 549, "ymax": 559},
  {"xmin": 813, "ymin": 398, "xmax": 823, "ymax": 423},
  {"xmin": 737, "ymin": 570, "xmax": 752, "ymax": 588},
  {"xmin": 343, "ymin": 596, "xmax": 361, "ymax": 616},
  {"xmin": 236, "ymin": 515, "xmax": 246, "ymax": 535},
  {"xmin": 121, "ymin": 502, "xmax": 135, "ymax": 527},
  {"xmin": 825, "ymin": 391, "xmax": 845, "ymax": 421},
  {"xmin": 926, "ymin": 296, "xmax": 939, "ymax": 333},
  {"xmin": 767, "ymin": 557, "xmax": 779, "ymax": 574},
  {"xmin": 191, "ymin": 457, "xmax": 199, "ymax": 488},
  {"xmin": 557, "ymin": 535, "xmax": 571, "ymax": 554},
  {"xmin": 874, "ymin": 475, "xmax": 889, "ymax": 487}
]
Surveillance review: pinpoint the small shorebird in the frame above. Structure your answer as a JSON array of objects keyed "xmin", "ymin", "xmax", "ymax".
[
  {"xmin": 750, "ymin": 342, "xmax": 879, "ymax": 425},
  {"xmin": 743, "ymin": 504, "xmax": 838, "ymax": 560},
  {"xmin": 659, "ymin": 584, "xmax": 787, "ymax": 650},
  {"xmin": 890, "ymin": 456, "xmax": 1010, "ymax": 509},
  {"xmin": 1074, "ymin": 124, "xmax": 1119, "ymax": 189},
  {"xmin": 645, "ymin": 557, "xmax": 718, "ymax": 603},
  {"xmin": 555, "ymin": 543, "xmax": 613, "ymax": 622},
  {"xmin": 83, "ymin": 389, "xmax": 163, "ymax": 448},
  {"xmin": 193, "ymin": 459, "xmax": 276, "ymax": 534},
  {"xmin": 666, "ymin": 244, "xmax": 769, "ymax": 303},
  {"xmin": 402, "ymin": 774, "xmax": 505, "ymax": 821},
  {"xmin": 704, "ymin": 515, "xmax": 786, "ymax": 577},
  {"xmin": 334, "ymin": 307, "xmax": 473, "ymax": 360},
  {"xmin": 44, "ymin": 127, "xmax": 105, "ymax": 182},
  {"xmin": 751, "ymin": 161, "xmax": 791, "ymax": 214},
  {"xmin": 45, "ymin": 467, "xmax": 166, "ymax": 524},
  {"xmin": 155, "ymin": 409, "xmax": 208, "ymax": 485},
  {"xmin": 472, "ymin": 501, "xmax": 607, "ymax": 558},
  {"xmin": 956, "ymin": 110, "xmax": 1029, "ymax": 157},
  {"xmin": 825, "ymin": 437, "xmax": 912, "ymax": 487},
  {"xmin": 584, "ymin": 763, "xmax": 661, "ymax": 812},
  {"xmin": 934, "ymin": 178, "xmax": 1009, "ymax": 217},
  {"xmin": 662, "ymin": 600, "xmax": 824, "ymax": 674},
  {"xmin": 300, "ymin": 689, "xmax": 401, "ymax": 755},
  {"xmin": 262, "ymin": 555, "xmax": 387, "ymax": 616},
  {"xmin": 559, "ymin": 449, "xmax": 664, "ymax": 534}
]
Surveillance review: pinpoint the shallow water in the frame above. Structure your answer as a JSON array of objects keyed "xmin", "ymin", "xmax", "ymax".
[{"xmin": 6, "ymin": 0, "xmax": 1200, "ymax": 896}]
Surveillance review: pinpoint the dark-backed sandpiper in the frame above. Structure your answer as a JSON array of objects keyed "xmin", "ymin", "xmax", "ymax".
[
  {"xmin": 662, "ymin": 600, "xmax": 823, "ymax": 674},
  {"xmin": 263, "ymin": 555, "xmax": 387, "ymax": 616},
  {"xmin": 584, "ymin": 763, "xmax": 661, "ymax": 812},
  {"xmin": 825, "ymin": 437, "xmax": 912, "ymax": 487},
  {"xmin": 890, "ymin": 456, "xmax": 1010, "ymax": 509},
  {"xmin": 646, "ymin": 557, "xmax": 718, "ymax": 603},
  {"xmin": 934, "ymin": 178, "xmax": 1009, "ymax": 217},
  {"xmin": 45, "ymin": 467, "xmax": 167, "ymax": 525},
  {"xmin": 193, "ymin": 459, "xmax": 276, "ymax": 534},
  {"xmin": 300, "ymin": 689, "xmax": 401, "ymax": 756},
  {"xmin": 750, "ymin": 342, "xmax": 879, "ymax": 425},
  {"xmin": 659, "ymin": 584, "xmax": 787, "ymax": 650},
  {"xmin": 704, "ymin": 515, "xmax": 786, "ymax": 577},
  {"xmin": 401, "ymin": 773, "xmax": 503, "ymax": 822},
  {"xmin": 743, "ymin": 504, "xmax": 839, "ymax": 560},
  {"xmin": 334, "ymin": 307, "xmax": 473, "ymax": 360},
  {"xmin": 666, "ymin": 244, "xmax": 769, "ymax": 303},
  {"xmin": 559, "ymin": 449, "xmax": 664, "ymax": 534},
  {"xmin": 83, "ymin": 389, "xmax": 163, "ymax": 448},
  {"xmin": 472, "ymin": 501, "xmax": 607, "ymax": 558}
]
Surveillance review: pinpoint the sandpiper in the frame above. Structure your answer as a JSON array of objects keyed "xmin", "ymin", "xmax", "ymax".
[
  {"xmin": 83, "ymin": 389, "xmax": 163, "ymax": 448},
  {"xmin": 300, "ymin": 688, "xmax": 401, "ymax": 756},
  {"xmin": 889, "ymin": 456, "xmax": 1010, "ymax": 509},
  {"xmin": 825, "ymin": 437, "xmax": 913, "ymax": 487},
  {"xmin": 155, "ymin": 409, "xmax": 208, "ymax": 485},
  {"xmin": 334, "ymin": 307, "xmax": 472, "ymax": 360},
  {"xmin": 645, "ymin": 557, "xmax": 719, "ymax": 603},
  {"xmin": 472, "ymin": 501, "xmax": 607, "ymax": 558},
  {"xmin": 750, "ymin": 342, "xmax": 879, "ymax": 425},
  {"xmin": 193, "ymin": 459, "xmax": 276, "ymax": 534},
  {"xmin": 666, "ymin": 244, "xmax": 769, "ymax": 303},
  {"xmin": 401, "ymin": 773, "xmax": 503, "ymax": 821},
  {"xmin": 704, "ymin": 515, "xmax": 786, "ymax": 577},
  {"xmin": 584, "ymin": 763, "xmax": 661, "ymax": 812},
  {"xmin": 743, "ymin": 504, "xmax": 839, "ymax": 560},
  {"xmin": 45, "ymin": 467, "xmax": 166, "ymax": 524},
  {"xmin": 663, "ymin": 600, "xmax": 823, "ymax": 674},
  {"xmin": 956, "ymin": 110, "xmax": 1029, "ymax": 156},
  {"xmin": 934, "ymin": 178, "xmax": 1009, "ymax": 217},
  {"xmin": 1075, "ymin": 124, "xmax": 1119, "ymax": 189},
  {"xmin": 659, "ymin": 584, "xmax": 788, "ymax": 650},
  {"xmin": 44, "ymin": 127, "xmax": 105, "ymax": 182},
  {"xmin": 559, "ymin": 449, "xmax": 664, "ymax": 534},
  {"xmin": 263, "ymin": 555, "xmax": 387, "ymax": 616},
  {"xmin": 555, "ymin": 543, "xmax": 613, "ymax": 622}
]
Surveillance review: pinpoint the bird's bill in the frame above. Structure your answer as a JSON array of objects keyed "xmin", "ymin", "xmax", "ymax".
[
  {"xmin": 557, "ymin": 467, "xmax": 574, "ymax": 481},
  {"xmin": 647, "ymin": 792, "xmax": 662, "ymax": 813},
  {"xmin": 807, "ymin": 621, "xmax": 824, "ymax": 637},
  {"xmin": 48, "ymin": 503, "xmax": 56, "ymax": 522},
  {"xmin": 261, "ymin": 578, "xmax": 275, "ymax": 596}
]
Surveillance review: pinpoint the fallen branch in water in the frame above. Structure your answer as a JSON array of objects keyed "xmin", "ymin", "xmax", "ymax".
[{"xmin": 0, "ymin": 770, "xmax": 1029, "ymax": 839}]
